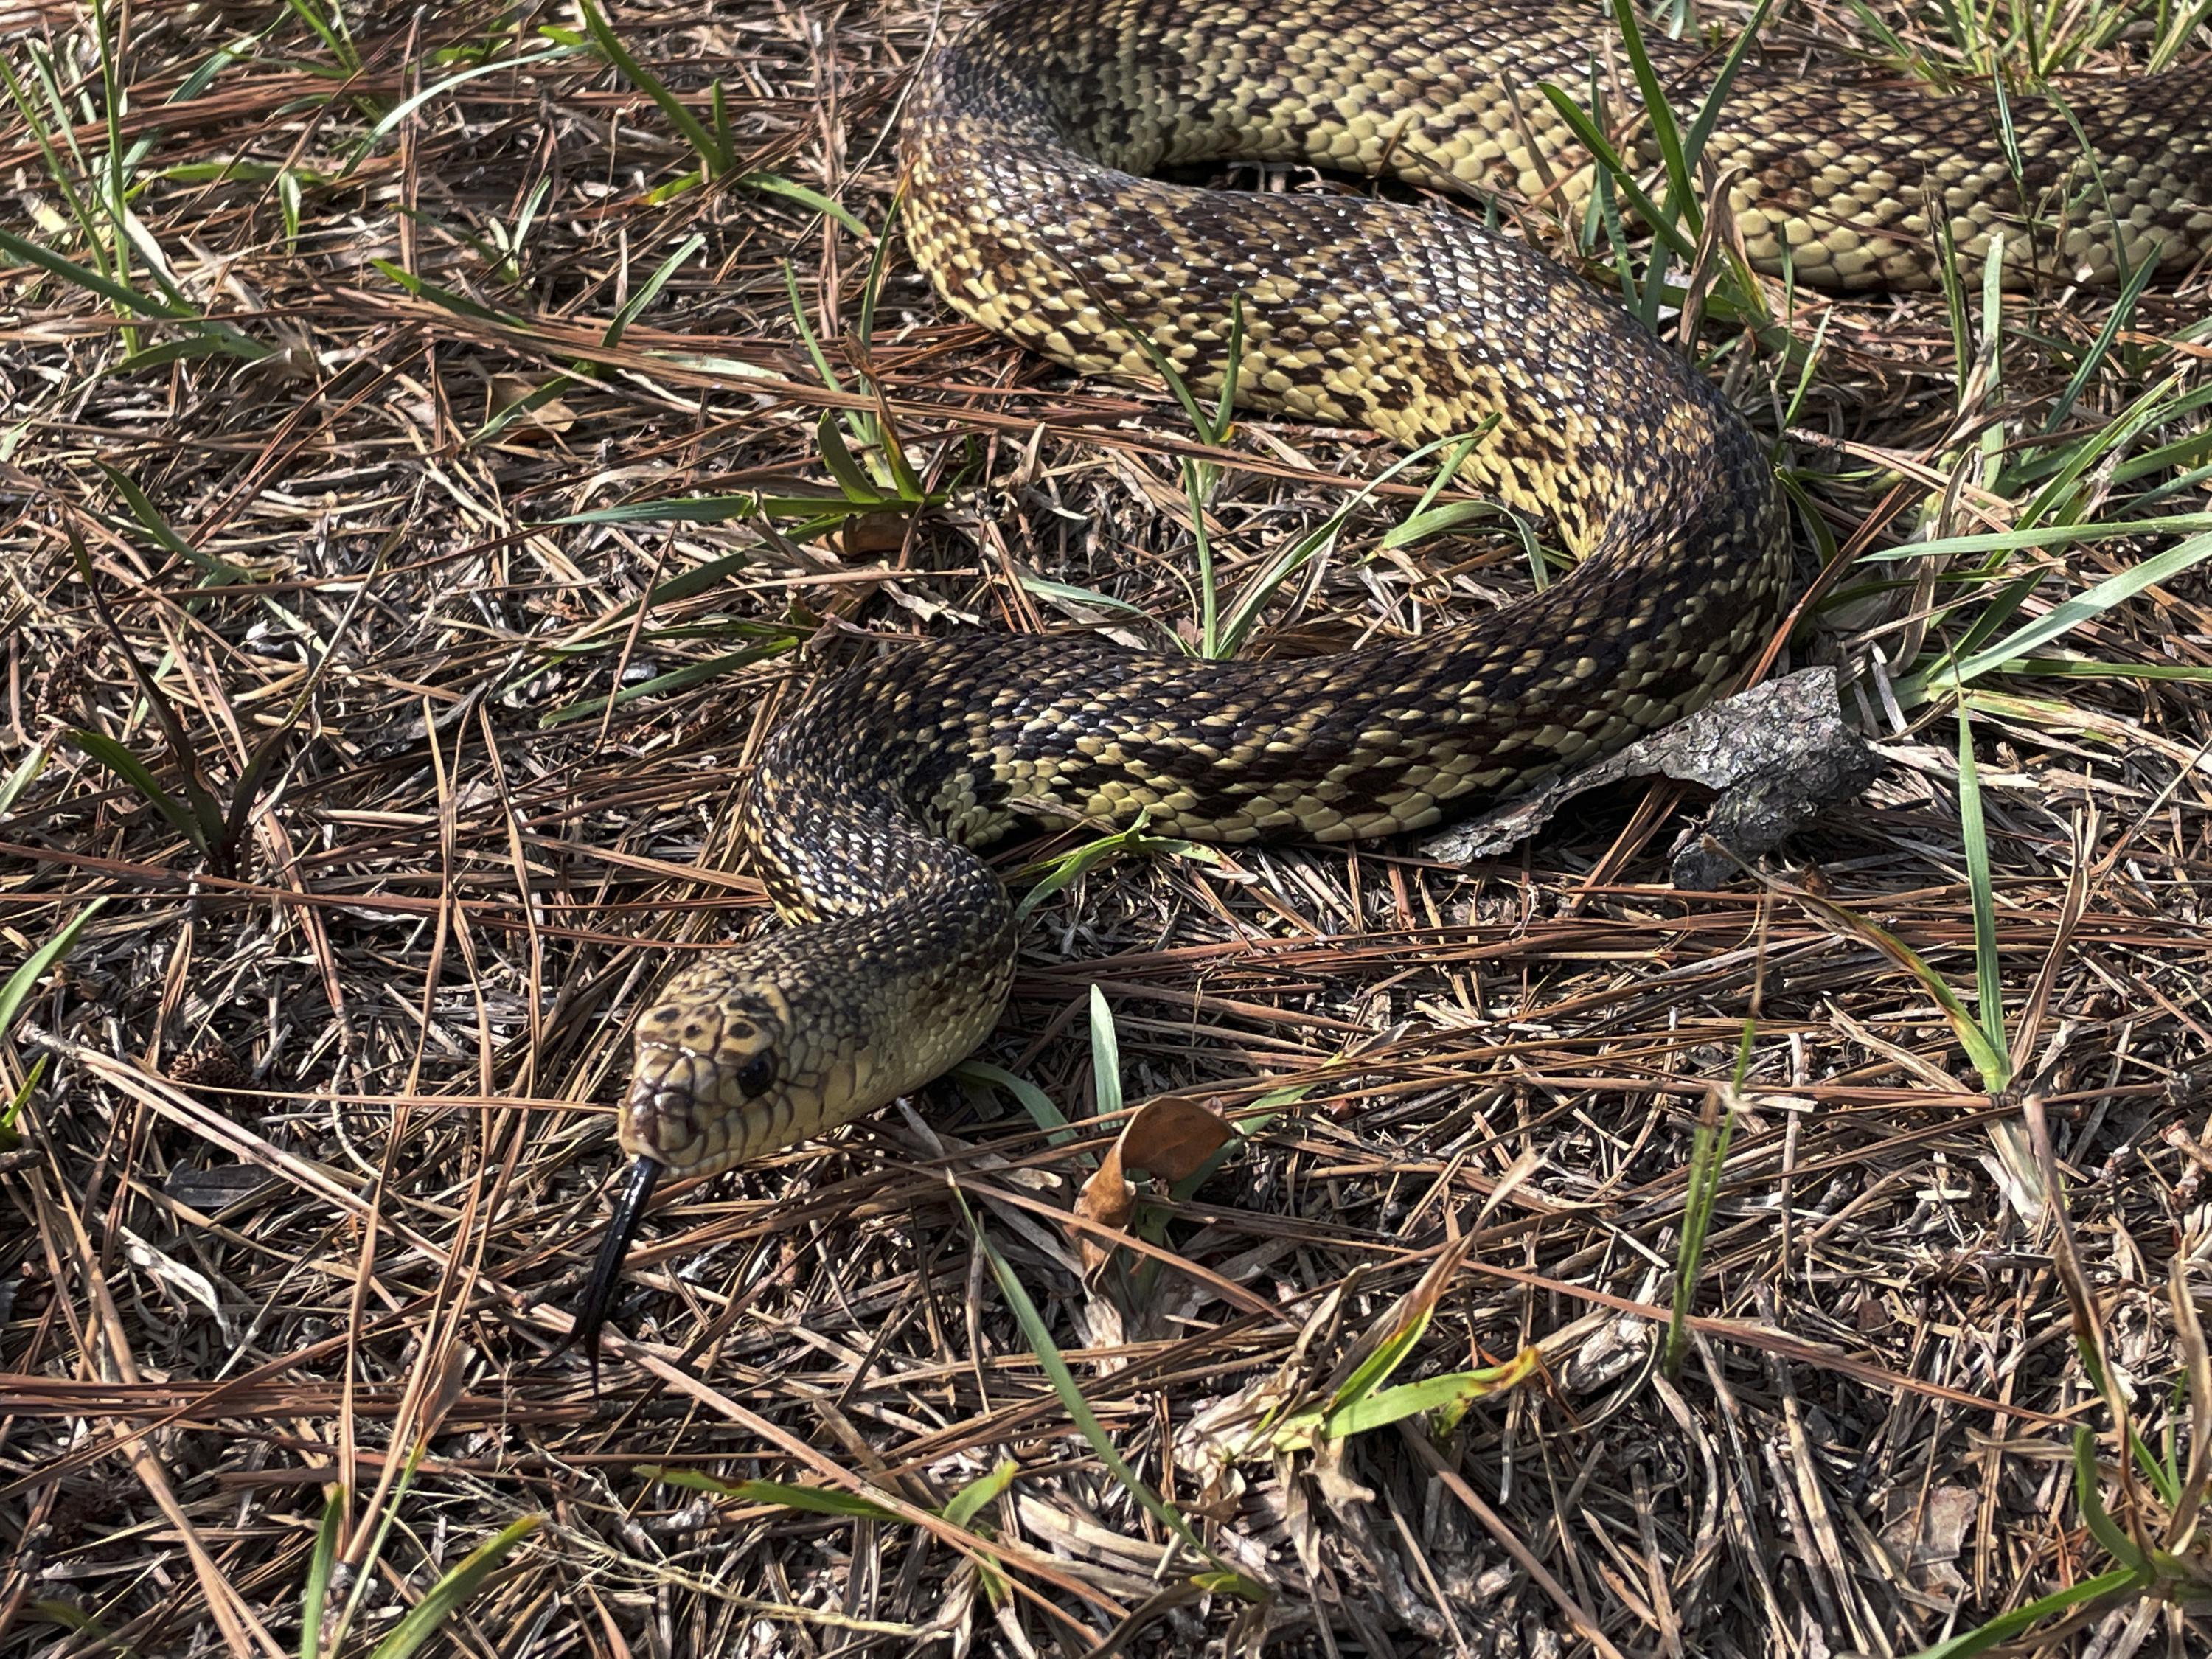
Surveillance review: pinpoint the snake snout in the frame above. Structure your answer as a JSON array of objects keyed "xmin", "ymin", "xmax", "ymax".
[{"xmin": 620, "ymin": 1046, "xmax": 717, "ymax": 1164}]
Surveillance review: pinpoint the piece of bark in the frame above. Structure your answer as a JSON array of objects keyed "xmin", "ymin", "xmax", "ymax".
[{"xmin": 1419, "ymin": 667, "xmax": 1877, "ymax": 883}]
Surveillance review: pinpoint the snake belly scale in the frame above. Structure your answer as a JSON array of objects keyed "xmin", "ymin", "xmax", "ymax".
[{"xmin": 568, "ymin": 0, "xmax": 2211, "ymax": 1348}]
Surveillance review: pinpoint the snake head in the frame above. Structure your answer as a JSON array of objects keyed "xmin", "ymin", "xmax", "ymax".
[
  {"xmin": 623, "ymin": 973, "xmax": 812, "ymax": 1173},
  {"xmin": 624, "ymin": 896, "xmax": 1015, "ymax": 1173}
]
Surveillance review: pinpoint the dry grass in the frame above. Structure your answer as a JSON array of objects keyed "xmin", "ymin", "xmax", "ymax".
[{"xmin": 5, "ymin": 1, "xmax": 2212, "ymax": 1655}]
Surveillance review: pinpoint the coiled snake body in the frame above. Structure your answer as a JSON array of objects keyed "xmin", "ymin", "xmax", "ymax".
[{"xmin": 574, "ymin": 0, "xmax": 2211, "ymax": 1345}]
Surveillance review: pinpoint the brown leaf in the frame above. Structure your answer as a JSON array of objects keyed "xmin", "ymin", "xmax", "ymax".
[
  {"xmin": 1117, "ymin": 1096, "xmax": 1237, "ymax": 1183},
  {"xmin": 834, "ymin": 512, "xmax": 913, "ymax": 556},
  {"xmin": 1071, "ymin": 1152, "xmax": 1134, "ymax": 1281},
  {"xmin": 1071, "ymin": 1096, "xmax": 1234, "ymax": 1279},
  {"xmin": 487, "ymin": 375, "xmax": 577, "ymax": 434},
  {"xmin": 1878, "ymin": 1486, "xmax": 1978, "ymax": 1601}
]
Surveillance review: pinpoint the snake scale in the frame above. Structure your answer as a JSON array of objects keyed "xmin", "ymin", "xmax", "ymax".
[{"xmin": 571, "ymin": 0, "xmax": 2211, "ymax": 1348}]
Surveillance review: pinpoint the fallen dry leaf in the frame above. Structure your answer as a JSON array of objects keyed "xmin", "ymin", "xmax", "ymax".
[
  {"xmin": 1071, "ymin": 1096, "xmax": 1234, "ymax": 1279},
  {"xmin": 834, "ymin": 512, "xmax": 914, "ymax": 556},
  {"xmin": 1878, "ymin": 1485, "xmax": 1978, "ymax": 1601},
  {"xmin": 487, "ymin": 373, "xmax": 578, "ymax": 434}
]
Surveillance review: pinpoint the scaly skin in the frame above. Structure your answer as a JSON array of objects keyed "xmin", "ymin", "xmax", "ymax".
[{"xmin": 619, "ymin": 0, "xmax": 2208, "ymax": 1177}]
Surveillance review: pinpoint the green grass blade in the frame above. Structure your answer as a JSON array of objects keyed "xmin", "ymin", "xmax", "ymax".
[
  {"xmin": 0, "ymin": 226, "xmax": 268, "ymax": 358},
  {"xmin": 1792, "ymin": 889, "xmax": 2008, "ymax": 1082},
  {"xmin": 98, "ymin": 464, "xmax": 254, "ymax": 580},
  {"xmin": 298, "ymin": 1486, "xmax": 344, "ymax": 1659},
  {"xmin": 816, "ymin": 411, "xmax": 890, "ymax": 504},
  {"xmin": 582, "ymin": 552, "xmax": 752, "ymax": 632},
  {"xmin": 284, "ymin": 0, "xmax": 355, "ymax": 72},
  {"xmin": 1377, "ymin": 499, "xmax": 1505, "ymax": 548},
  {"xmin": 370, "ymin": 257, "xmax": 524, "ymax": 325},
  {"xmin": 69, "ymin": 730, "xmax": 206, "ymax": 850},
  {"xmin": 2013, "ymin": 380, "xmax": 2187, "ymax": 535},
  {"xmin": 277, "ymin": 167, "xmax": 302, "ymax": 251},
  {"xmin": 1329, "ymin": 1304, "xmax": 1434, "ymax": 1415},
  {"xmin": 1926, "ymin": 565, "xmax": 2045, "ymax": 683},
  {"xmin": 576, "ymin": 0, "xmax": 730, "ymax": 173},
  {"xmin": 0, "ymin": 52, "xmax": 100, "ymax": 248},
  {"xmin": 1933, "ymin": 211, "xmax": 1972, "ymax": 392},
  {"xmin": 2072, "ymin": 1429, "xmax": 2148, "ymax": 1571},
  {"xmin": 3, "ymin": 1057, "xmax": 50, "ymax": 1141},
  {"xmin": 1860, "ymin": 514, "xmax": 2212, "ymax": 563},
  {"xmin": 0, "ymin": 742, "xmax": 49, "ymax": 819},
  {"xmin": 646, "ymin": 1468, "xmax": 897, "ymax": 1518},
  {"xmin": 853, "ymin": 187, "xmax": 901, "ymax": 358},
  {"xmin": 950, "ymin": 1060, "xmax": 1080, "ymax": 1147},
  {"xmin": 1012, "ymin": 815, "xmax": 1219, "ymax": 922},
  {"xmin": 1377, "ymin": 429, "xmax": 1501, "ymax": 551},
  {"xmin": 1191, "ymin": 460, "xmax": 1223, "ymax": 657},
  {"xmin": 1955, "ymin": 709, "xmax": 2010, "ymax": 1084},
  {"xmin": 1919, "ymin": 529, "xmax": 2212, "ymax": 693},
  {"xmin": 2151, "ymin": 0, "xmax": 2212, "ymax": 67},
  {"xmin": 1680, "ymin": 0, "xmax": 1780, "ymax": 170},
  {"xmin": 1318, "ymin": 1352, "xmax": 1537, "ymax": 1441},
  {"xmin": 1666, "ymin": 1034, "xmax": 1745, "ymax": 1377},
  {"xmin": 1606, "ymin": 0, "xmax": 1697, "ymax": 233},
  {"xmin": 537, "ymin": 637, "xmax": 798, "ymax": 728},
  {"xmin": 1015, "ymin": 573, "xmax": 1153, "ymax": 619},
  {"xmin": 1778, "ymin": 307, "xmax": 1834, "ymax": 433},
  {"xmin": 473, "ymin": 372, "xmax": 582, "ymax": 445},
  {"xmin": 941, "ymin": 1461, "xmax": 1019, "ymax": 1529},
  {"xmin": 365, "ymin": 1514, "xmax": 543, "ymax": 1659},
  {"xmin": 603, "ymin": 232, "xmax": 703, "ymax": 347},
  {"xmin": 959, "ymin": 1200, "xmax": 1263, "ymax": 1601},
  {"xmin": 1088, "ymin": 984, "xmax": 1122, "ymax": 1119},
  {"xmin": 546, "ymin": 485, "xmax": 933, "ymax": 534},
  {"xmin": 742, "ymin": 173, "xmax": 870, "ymax": 240},
  {"xmin": 1213, "ymin": 427, "xmax": 1492, "ymax": 655},
  {"xmin": 783, "ymin": 260, "xmax": 845, "ymax": 392},
  {"xmin": 2042, "ymin": 257, "xmax": 2159, "ymax": 436},
  {"xmin": 1206, "ymin": 295, "xmax": 1245, "ymax": 442},
  {"xmin": 345, "ymin": 47, "xmax": 570, "ymax": 174},
  {"xmin": 1994, "ymin": 657, "xmax": 2212, "ymax": 684},
  {"xmin": 712, "ymin": 78, "xmax": 736, "ymax": 171},
  {"xmin": 114, "ymin": 337, "xmax": 260, "ymax": 372},
  {"xmin": 1534, "ymin": 87, "xmax": 1698, "ymax": 262},
  {"xmin": 1902, "ymin": 1565, "xmax": 2141, "ymax": 1658},
  {"xmin": 0, "ymin": 897, "xmax": 110, "ymax": 1045}
]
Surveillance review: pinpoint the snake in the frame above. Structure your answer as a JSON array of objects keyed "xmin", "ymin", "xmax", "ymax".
[{"xmin": 569, "ymin": 0, "xmax": 2212, "ymax": 1351}]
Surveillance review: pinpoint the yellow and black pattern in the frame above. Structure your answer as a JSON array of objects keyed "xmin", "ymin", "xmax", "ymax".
[{"xmin": 619, "ymin": 0, "xmax": 2209, "ymax": 1175}]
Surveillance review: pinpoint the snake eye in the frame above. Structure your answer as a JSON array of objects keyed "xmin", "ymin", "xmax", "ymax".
[{"xmin": 737, "ymin": 1053, "xmax": 776, "ymax": 1099}]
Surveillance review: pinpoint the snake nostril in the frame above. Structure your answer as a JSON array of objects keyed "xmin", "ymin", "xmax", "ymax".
[
  {"xmin": 621, "ymin": 1045, "xmax": 717, "ymax": 1156},
  {"xmin": 625, "ymin": 1087, "xmax": 698, "ymax": 1159}
]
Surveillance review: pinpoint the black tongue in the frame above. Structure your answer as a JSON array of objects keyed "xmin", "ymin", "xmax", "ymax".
[{"xmin": 570, "ymin": 1155, "xmax": 663, "ymax": 1388}]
